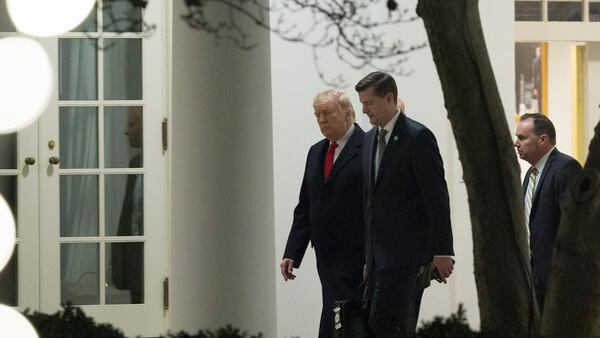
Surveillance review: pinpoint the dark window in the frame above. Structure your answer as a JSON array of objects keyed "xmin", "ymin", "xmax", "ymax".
[
  {"xmin": 548, "ymin": 1, "xmax": 583, "ymax": 21},
  {"xmin": 516, "ymin": 1, "xmax": 542, "ymax": 21},
  {"xmin": 590, "ymin": 3, "xmax": 600, "ymax": 21}
]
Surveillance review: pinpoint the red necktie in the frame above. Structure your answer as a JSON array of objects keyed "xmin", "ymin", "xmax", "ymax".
[{"xmin": 323, "ymin": 141, "xmax": 338, "ymax": 181}]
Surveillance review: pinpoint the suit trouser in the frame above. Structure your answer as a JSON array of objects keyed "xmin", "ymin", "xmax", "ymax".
[
  {"xmin": 317, "ymin": 260, "xmax": 363, "ymax": 338},
  {"xmin": 534, "ymin": 281, "xmax": 547, "ymax": 314},
  {"xmin": 366, "ymin": 266, "xmax": 423, "ymax": 338}
]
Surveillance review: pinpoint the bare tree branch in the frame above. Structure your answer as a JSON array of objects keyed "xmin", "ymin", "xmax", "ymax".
[{"xmin": 180, "ymin": 0, "xmax": 427, "ymax": 86}]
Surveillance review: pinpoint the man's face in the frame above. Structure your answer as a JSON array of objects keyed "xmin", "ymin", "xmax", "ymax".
[
  {"xmin": 514, "ymin": 119, "xmax": 546, "ymax": 165},
  {"xmin": 125, "ymin": 107, "xmax": 143, "ymax": 149},
  {"xmin": 358, "ymin": 87, "xmax": 396, "ymax": 127},
  {"xmin": 314, "ymin": 99, "xmax": 350, "ymax": 141}
]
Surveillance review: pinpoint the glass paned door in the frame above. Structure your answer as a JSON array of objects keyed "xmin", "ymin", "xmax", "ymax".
[
  {"xmin": 0, "ymin": 133, "xmax": 19, "ymax": 306},
  {"xmin": 0, "ymin": 122, "xmax": 41, "ymax": 311},
  {"xmin": 35, "ymin": 1, "xmax": 166, "ymax": 336}
]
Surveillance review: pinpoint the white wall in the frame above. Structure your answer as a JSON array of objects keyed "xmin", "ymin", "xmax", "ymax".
[
  {"xmin": 170, "ymin": 1, "xmax": 276, "ymax": 336},
  {"xmin": 547, "ymin": 41, "xmax": 577, "ymax": 158},
  {"xmin": 272, "ymin": 1, "xmax": 514, "ymax": 336}
]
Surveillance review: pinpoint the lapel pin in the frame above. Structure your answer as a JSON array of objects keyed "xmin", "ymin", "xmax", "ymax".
[{"xmin": 393, "ymin": 135, "xmax": 398, "ymax": 141}]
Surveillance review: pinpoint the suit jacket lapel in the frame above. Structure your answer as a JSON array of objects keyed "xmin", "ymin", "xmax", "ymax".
[
  {"xmin": 326, "ymin": 125, "xmax": 363, "ymax": 183},
  {"xmin": 374, "ymin": 113, "xmax": 406, "ymax": 189},
  {"xmin": 311, "ymin": 139, "xmax": 329, "ymax": 188},
  {"xmin": 364, "ymin": 127, "xmax": 376, "ymax": 194}
]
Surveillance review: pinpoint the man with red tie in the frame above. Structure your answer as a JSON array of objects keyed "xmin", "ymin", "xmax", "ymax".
[{"xmin": 281, "ymin": 89, "xmax": 365, "ymax": 338}]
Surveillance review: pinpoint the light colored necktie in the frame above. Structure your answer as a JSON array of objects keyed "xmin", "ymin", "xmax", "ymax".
[
  {"xmin": 524, "ymin": 166, "xmax": 539, "ymax": 233},
  {"xmin": 375, "ymin": 129, "xmax": 387, "ymax": 180}
]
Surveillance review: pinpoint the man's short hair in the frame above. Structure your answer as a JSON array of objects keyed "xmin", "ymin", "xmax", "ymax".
[
  {"xmin": 520, "ymin": 113, "xmax": 556, "ymax": 145},
  {"xmin": 354, "ymin": 71, "xmax": 398, "ymax": 102},
  {"xmin": 313, "ymin": 89, "xmax": 356, "ymax": 121}
]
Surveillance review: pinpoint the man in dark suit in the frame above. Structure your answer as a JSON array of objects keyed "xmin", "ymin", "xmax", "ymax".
[
  {"xmin": 355, "ymin": 71, "xmax": 454, "ymax": 337},
  {"xmin": 281, "ymin": 90, "xmax": 365, "ymax": 338},
  {"xmin": 112, "ymin": 106, "xmax": 144, "ymax": 304},
  {"xmin": 514, "ymin": 113, "xmax": 581, "ymax": 312}
]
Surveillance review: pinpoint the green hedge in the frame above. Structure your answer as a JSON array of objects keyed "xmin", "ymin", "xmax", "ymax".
[
  {"xmin": 23, "ymin": 304, "xmax": 262, "ymax": 338},
  {"xmin": 24, "ymin": 303, "xmax": 486, "ymax": 338},
  {"xmin": 23, "ymin": 305, "xmax": 126, "ymax": 338}
]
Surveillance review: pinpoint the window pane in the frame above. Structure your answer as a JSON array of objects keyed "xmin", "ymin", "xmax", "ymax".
[
  {"xmin": 0, "ymin": 246, "xmax": 17, "ymax": 306},
  {"xmin": 104, "ymin": 106, "xmax": 143, "ymax": 168},
  {"xmin": 59, "ymin": 39, "xmax": 98, "ymax": 101},
  {"xmin": 106, "ymin": 242, "xmax": 144, "ymax": 304},
  {"xmin": 549, "ymin": 2, "xmax": 583, "ymax": 21},
  {"xmin": 104, "ymin": 39, "xmax": 142, "ymax": 100},
  {"xmin": 591, "ymin": 3, "xmax": 600, "ymax": 21},
  {"xmin": 103, "ymin": 0, "xmax": 143, "ymax": 32},
  {"xmin": 0, "ymin": 0, "xmax": 16, "ymax": 32},
  {"xmin": 71, "ymin": 4, "xmax": 97, "ymax": 32},
  {"xmin": 60, "ymin": 175, "xmax": 99, "ymax": 237},
  {"xmin": 515, "ymin": 43, "xmax": 543, "ymax": 115},
  {"xmin": 61, "ymin": 243, "xmax": 99, "ymax": 305},
  {"xmin": 516, "ymin": 1, "xmax": 542, "ymax": 21},
  {"xmin": 60, "ymin": 107, "xmax": 98, "ymax": 169},
  {"xmin": 105, "ymin": 174, "xmax": 143, "ymax": 236},
  {"xmin": 0, "ymin": 133, "xmax": 16, "ymax": 169},
  {"xmin": 0, "ymin": 176, "xmax": 17, "ymax": 230}
]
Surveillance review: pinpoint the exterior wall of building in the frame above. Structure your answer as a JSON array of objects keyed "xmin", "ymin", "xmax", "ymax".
[{"xmin": 170, "ymin": 1, "xmax": 276, "ymax": 336}]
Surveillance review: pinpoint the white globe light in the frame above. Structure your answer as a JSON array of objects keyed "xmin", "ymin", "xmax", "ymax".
[
  {"xmin": 0, "ymin": 37, "xmax": 52, "ymax": 134},
  {"xmin": 7, "ymin": 0, "xmax": 96, "ymax": 37},
  {"xmin": 0, "ymin": 304, "xmax": 39, "ymax": 338},
  {"xmin": 0, "ymin": 194, "xmax": 16, "ymax": 272}
]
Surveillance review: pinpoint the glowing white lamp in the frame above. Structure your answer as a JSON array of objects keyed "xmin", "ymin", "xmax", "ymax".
[
  {"xmin": 7, "ymin": 0, "xmax": 96, "ymax": 37},
  {"xmin": 0, "ymin": 304, "xmax": 39, "ymax": 338},
  {"xmin": 0, "ymin": 194, "xmax": 16, "ymax": 272},
  {"xmin": 0, "ymin": 37, "xmax": 52, "ymax": 134}
]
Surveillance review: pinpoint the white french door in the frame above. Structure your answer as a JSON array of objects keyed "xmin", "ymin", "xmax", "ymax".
[{"xmin": 0, "ymin": 1, "xmax": 168, "ymax": 336}]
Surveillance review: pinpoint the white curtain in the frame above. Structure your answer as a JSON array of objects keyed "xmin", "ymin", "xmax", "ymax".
[{"xmin": 59, "ymin": 38, "xmax": 100, "ymax": 304}]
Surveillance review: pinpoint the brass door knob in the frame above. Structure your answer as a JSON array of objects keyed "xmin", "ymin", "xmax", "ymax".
[
  {"xmin": 49, "ymin": 156, "xmax": 60, "ymax": 165},
  {"xmin": 24, "ymin": 157, "xmax": 36, "ymax": 165}
]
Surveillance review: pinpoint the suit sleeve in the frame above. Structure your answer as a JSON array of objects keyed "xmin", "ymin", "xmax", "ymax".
[
  {"xmin": 282, "ymin": 154, "xmax": 312, "ymax": 268},
  {"xmin": 412, "ymin": 129, "xmax": 454, "ymax": 256},
  {"xmin": 557, "ymin": 158, "xmax": 582, "ymax": 212}
]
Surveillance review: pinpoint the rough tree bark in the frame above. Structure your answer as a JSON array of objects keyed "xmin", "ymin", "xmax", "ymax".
[
  {"xmin": 416, "ymin": 0, "xmax": 538, "ymax": 335},
  {"xmin": 541, "ymin": 122, "xmax": 600, "ymax": 337}
]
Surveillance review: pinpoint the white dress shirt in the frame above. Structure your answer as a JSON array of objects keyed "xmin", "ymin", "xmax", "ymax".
[{"xmin": 329, "ymin": 124, "xmax": 355, "ymax": 163}]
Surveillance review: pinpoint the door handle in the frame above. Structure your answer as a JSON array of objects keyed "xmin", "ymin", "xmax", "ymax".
[
  {"xmin": 24, "ymin": 157, "xmax": 36, "ymax": 165},
  {"xmin": 49, "ymin": 156, "xmax": 60, "ymax": 165}
]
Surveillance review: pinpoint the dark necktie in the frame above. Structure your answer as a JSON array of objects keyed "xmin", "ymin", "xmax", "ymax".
[
  {"xmin": 323, "ymin": 141, "xmax": 338, "ymax": 181},
  {"xmin": 375, "ymin": 129, "xmax": 387, "ymax": 179}
]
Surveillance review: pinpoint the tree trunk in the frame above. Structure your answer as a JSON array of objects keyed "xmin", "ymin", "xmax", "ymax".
[
  {"xmin": 416, "ymin": 0, "xmax": 538, "ymax": 335},
  {"xmin": 584, "ymin": 122, "xmax": 600, "ymax": 169},
  {"xmin": 541, "ymin": 121, "xmax": 600, "ymax": 337}
]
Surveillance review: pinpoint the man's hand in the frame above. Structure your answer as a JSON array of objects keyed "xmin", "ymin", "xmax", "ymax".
[
  {"xmin": 280, "ymin": 258, "xmax": 296, "ymax": 281},
  {"xmin": 432, "ymin": 256, "xmax": 454, "ymax": 284}
]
